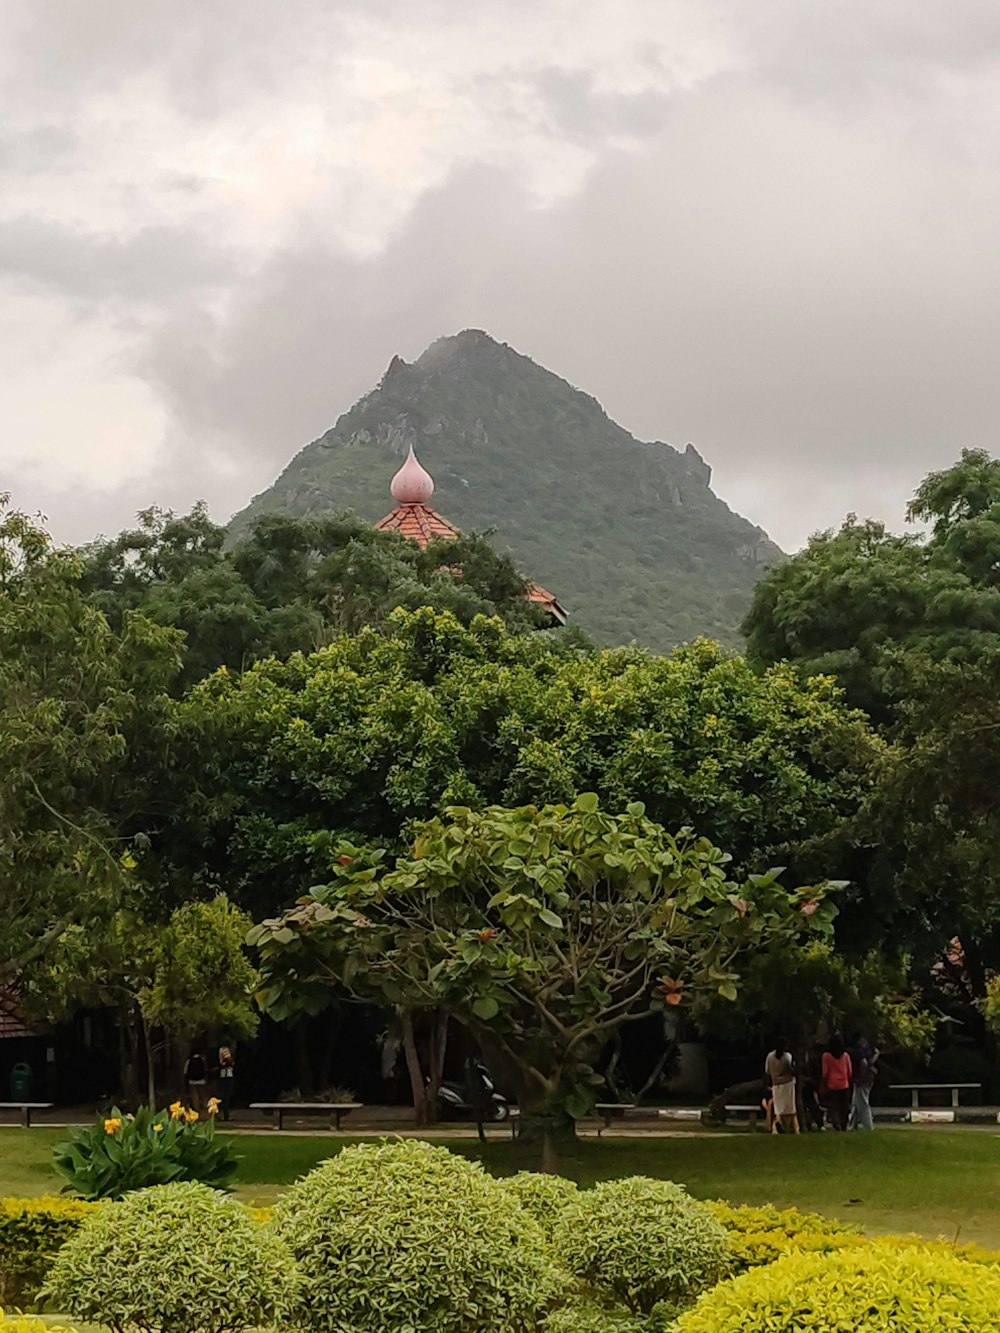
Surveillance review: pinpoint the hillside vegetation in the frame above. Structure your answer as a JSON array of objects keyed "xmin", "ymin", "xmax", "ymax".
[{"xmin": 230, "ymin": 330, "xmax": 781, "ymax": 649}]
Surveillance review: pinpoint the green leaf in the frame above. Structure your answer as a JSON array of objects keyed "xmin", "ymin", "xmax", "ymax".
[{"xmin": 471, "ymin": 996, "xmax": 499, "ymax": 1020}]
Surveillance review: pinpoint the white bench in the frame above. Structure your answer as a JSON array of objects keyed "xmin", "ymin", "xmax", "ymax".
[
  {"xmin": 594, "ymin": 1103, "xmax": 636, "ymax": 1134},
  {"xmin": 0, "ymin": 1102, "xmax": 53, "ymax": 1128},
  {"xmin": 249, "ymin": 1101, "xmax": 362, "ymax": 1131},
  {"xmin": 890, "ymin": 1082, "xmax": 981, "ymax": 1109},
  {"xmin": 724, "ymin": 1103, "xmax": 762, "ymax": 1131}
]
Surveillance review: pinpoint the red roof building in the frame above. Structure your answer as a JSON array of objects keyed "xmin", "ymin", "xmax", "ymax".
[{"xmin": 376, "ymin": 446, "xmax": 567, "ymax": 625}]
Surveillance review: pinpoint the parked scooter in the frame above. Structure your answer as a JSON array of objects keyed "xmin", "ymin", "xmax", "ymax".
[{"xmin": 436, "ymin": 1059, "xmax": 510, "ymax": 1122}]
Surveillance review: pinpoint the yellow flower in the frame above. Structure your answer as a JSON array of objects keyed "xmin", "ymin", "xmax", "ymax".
[
  {"xmin": 103, "ymin": 1117, "xmax": 122, "ymax": 1135},
  {"xmin": 152, "ymin": 1123, "xmax": 164, "ymax": 1133},
  {"xmin": 169, "ymin": 1101, "xmax": 184, "ymax": 1119},
  {"xmin": 184, "ymin": 1108, "xmax": 199, "ymax": 1123},
  {"xmin": 208, "ymin": 1097, "xmax": 221, "ymax": 1116}
]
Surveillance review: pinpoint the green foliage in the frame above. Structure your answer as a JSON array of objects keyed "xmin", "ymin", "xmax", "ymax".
[
  {"xmin": 672, "ymin": 1241, "xmax": 1000, "ymax": 1332},
  {"xmin": 543, "ymin": 1302, "xmax": 652, "ymax": 1333},
  {"xmin": 499, "ymin": 1172, "xmax": 580, "ymax": 1236},
  {"xmin": 252, "ymin": 796, "xmax": 838, "ymax": 1127},
  {"xmin": 228, "ymin": 329, "xmax": 781, "ymax": 651},
  {"xmin": 272, "ymin": 1139, "xmax": 562, "ymax": 1333},
  {"xmin": 705, "ymin": 1202, "xmax": 862, "ymax": 1272},
  {"xmin": 0, "ymin": 1195, "xmax": 97, "ymax": 1309},
  {"xmin": 79, "ymin": 497, "xmax": 548, "ymax": 687},
  {"xmin": 52, "ymin": 1105, "xmax": 239, "ymax": 1200},
  {"xmin": 181, "ymin": 611, "xmax": 875, "ymax": 921},
  {"xmin": 43, "ymin": 1181, "xmax": 293, "ymax": 1333},
  {"xmin": 0, "ymin": 1313, "xmax": 72, "ymax": 1333},
  {"xmin": 696, "ymin": 941, "xmax": 936, "ymax": 1059},
  {"xmin": 552, "ymin": 1177, "xmax": 732, "ymax": 1314},
  {"xmin": 0, "ymin": 494, "xmax": 182, "ymax": 980},
  {"xmin": 27, "ymin": 894, "xmax": 257, "ymax": 1107}
]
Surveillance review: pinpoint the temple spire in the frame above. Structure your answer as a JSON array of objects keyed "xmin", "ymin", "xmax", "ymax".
[{"xmin": 390, "ymin": 444, "xmax": 435, "ymax": 505}]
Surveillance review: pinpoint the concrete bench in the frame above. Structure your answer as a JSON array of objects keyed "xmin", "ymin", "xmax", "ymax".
[
  {"xmin": 890, "ymin": 1083, "xmax": 981, "ymax": 1109},
  {"xmin": 0, "ymin": 1102, "xmax": 53, "ymax": 1128},
  {"xmin": 724, "ymin": 1103, "xmax": 762, "ymax": 1131},
  {"xmin": 249, "ymin": 1101, "xmax": 363, "ymax": 1131},
  {"xmin": 594, "ymin": 1103, "xmax": 636, "ymax": 1134}
]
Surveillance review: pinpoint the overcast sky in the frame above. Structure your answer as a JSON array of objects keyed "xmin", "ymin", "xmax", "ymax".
[{"xmin": 2, "ymin": 1, "xmax": 999, "ymax": 552}]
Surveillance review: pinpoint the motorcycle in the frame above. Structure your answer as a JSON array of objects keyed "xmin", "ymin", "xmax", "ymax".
[{"xmin": 435, "ymin": 1062, "xmax": 510, "ymax": 1122}]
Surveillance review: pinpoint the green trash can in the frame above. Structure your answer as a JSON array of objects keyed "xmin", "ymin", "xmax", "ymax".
[{"xmin": 10, "ymin": 1063, "xmax": 32, "ymax": 1100}]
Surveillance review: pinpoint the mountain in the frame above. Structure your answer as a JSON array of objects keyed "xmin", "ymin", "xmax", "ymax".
[{"xmin": 229, "ymin": 330, "xmax": 782, "ymax": 650}]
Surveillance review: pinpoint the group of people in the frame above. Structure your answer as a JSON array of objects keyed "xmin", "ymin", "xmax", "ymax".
[
  {"xmin": 182, "ymin": 1044, "xmax": 236, "ymax": 1119},
  {"xmin": 764, "ymin": 1034, "xmax": 878, "ymax": 1134}
]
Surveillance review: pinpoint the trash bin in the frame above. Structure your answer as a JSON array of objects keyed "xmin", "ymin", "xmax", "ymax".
[{"xmin": 10, "ymin": 1063, "xmax": 32, "ymax": 1100}]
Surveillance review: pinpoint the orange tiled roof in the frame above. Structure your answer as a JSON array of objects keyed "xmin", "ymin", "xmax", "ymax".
[
  {"xmin": 374, "ymin": 503, "xmax": 462, "ymax": 546},
  {"xmin": 376, "ymin": 502, "xmax": 568, "ymax": 625}
]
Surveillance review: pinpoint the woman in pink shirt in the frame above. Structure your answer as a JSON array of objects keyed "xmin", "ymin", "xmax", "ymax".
[{"xmin": 822, "ymin": 1034, "xmax": 853, "ymax": 1131}]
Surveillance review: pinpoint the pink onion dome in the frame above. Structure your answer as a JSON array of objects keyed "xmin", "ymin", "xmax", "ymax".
[{"xmin": 389, "ymin": 444, "xmax": 435, "ymax": 504}]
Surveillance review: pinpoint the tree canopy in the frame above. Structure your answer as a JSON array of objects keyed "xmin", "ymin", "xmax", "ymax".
[
  {"xmin": 79, "ymin": 505, "xmax": 552, "ymax": 684},
  {"xmin": 743, "ymin": 450, "xmax": 1000, "ymax": 719},
  {"xmin": 250, "ymin": 796, "xmax": 839, "ymax": 1153},
  {"xmin": 0, "ymin": 495, "xmax": 182, "ymax": 982},
  {"xmin": 167, "ymin": 608, "xmax": 879, "ymax": 919}
]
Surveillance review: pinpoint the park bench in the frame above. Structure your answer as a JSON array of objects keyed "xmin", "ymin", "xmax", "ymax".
[
  {"xmin": 724, "ymin": 1103, "xmax": 762, "ymax": 1131},
  {"xmin": 594, "ymin": 1103, "xmax": 636, "ymax": 1135},
  {"xmin": 0, "ymin": 1102, "xmax": 53, "ymax": 1128},
  {"xmin": 890, "ymin": 1082, "xmax": 981, "ymax": 1109},
  {"xmin": 249, "ymin": 1101, "xmax": 363, "ymax": 1131}
]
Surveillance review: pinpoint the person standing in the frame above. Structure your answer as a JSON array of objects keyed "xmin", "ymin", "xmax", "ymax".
[
  {"xmin": 184, "ymin": 1048, "xmax": 208, "ymax": 1115},
  {"xmin": 822, "ymin": 1034, "xmax": 853, "ymax": 1131},
  {"xmin": 764, "ymin": 1038, "xmax": 799, "ymax": 1134},
  {"xmin": 850, "ymin": 1035, "xmax": 878, "ymax": 1131},
  {"xmin": 216, "ymin": 1044, "xmax": 236, "ymax": 1121}
]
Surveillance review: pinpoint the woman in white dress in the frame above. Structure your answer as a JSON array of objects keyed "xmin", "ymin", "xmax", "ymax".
[{"xmin": 764, "ymin": 1038, "xmax": 799, "ymax": 1134}]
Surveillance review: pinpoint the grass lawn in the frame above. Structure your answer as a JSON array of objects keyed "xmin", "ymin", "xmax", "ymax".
[{"xmin": 5, "ymin": 1125, "xmax": 1000, "ymax": 1246}]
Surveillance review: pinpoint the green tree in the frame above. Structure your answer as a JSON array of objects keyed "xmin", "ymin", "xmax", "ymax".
[
  {"xmin": 79, "ymin": 506, "xmax": 550, "ymax": 685},
  {"xmin": 25, "ymin": 895, "xmax": 257, "ymax": 1107},
  {"xmin": 743, "ymin": 450, "xmax": 1000, "ymax": 720},
  {"xmin": 171, "ymin": 609, "xmax": 878, "ymax": 919},
  {"xmin": 0, "ymin": 494, "xmax": 182, "ymax": 984},
  {"xmin": 250, "ymin": 796, "xmax": 839, "ymax": 1162}
]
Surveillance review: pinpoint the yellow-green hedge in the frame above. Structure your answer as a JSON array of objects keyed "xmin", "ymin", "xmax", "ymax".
[
  {"xmin": 0, "ymin": 1194, "xmax": 273, "ymax": 1309},
  {"xmin": 0, "ymin": 1197, "xmax": 98, "ymax": 1309},
  {"xmin": 0, "ymin": 1312, "xmax": 73, "ymax": 1333},
  {"xmin": 673, "ymin": 1241, "xmax": 1000, "ymax": 1331},
  {"xmin": 705, "ymin": 1201, "xmax": 862, "ymax": 1271}
]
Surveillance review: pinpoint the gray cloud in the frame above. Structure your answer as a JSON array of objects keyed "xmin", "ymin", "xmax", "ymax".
[
  {"xmin": 4, "ymin": 0, "xmax": 1000, "ymax": 551},
  {"xmin": 0, "ymin": 218, "xmax": 238, "ymax": 302}
]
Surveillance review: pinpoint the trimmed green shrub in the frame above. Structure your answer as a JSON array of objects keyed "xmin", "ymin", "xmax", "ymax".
[
  {"xmin": 43, "ymin": 1181, "xmax": 294, "ymax": 1333},
  {"xmin": 0, "ymin": 1196, "xmax": 97, "ymax": 1309},
  {"xmin": 705, "ymin": 1201, "xmax": 862, "ymax": 1271},
  {"xmin": 53, "ymin": 1104, "xmax": 239, "ymax": 1199},
  {"xmin": 273, "ymin": 1139, "xmax": 563, "ymax": 1333},
  {"xmin": 544, "ymin": 1301, "xmax": 650, "ymax": 1333},
  {"xmin": 673, "ymin": 1241, "xmax": 1000, "ymax": 1331},
  {"xmin": 553, "ymin": 1177, "xmax": 731, "ymax": 1314},
  {"xmin": 500, "ymin": 1172, "xmax": 579, "ymax": 1236}
]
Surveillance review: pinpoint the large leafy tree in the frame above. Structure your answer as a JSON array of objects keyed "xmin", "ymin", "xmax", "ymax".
[
  {"xmin": 250, "ymin": 796, "xmax": 838, "ymax": 1162},
  {"xmin": 79, "ymin": 506, "xmax": 550, "ymax": 684},
  {"xmin": 170, "ymin": 608, "xmax": 879, "ymax": 919},
  {"xmin": 0, "ymin": 495, "xmax": 182, "ymax": 983},
  {"xmin": 743, "ymin": 450, "xmax": 1000, "ymax": 720},
  {"xmin": 26, "ymin": 895, "xmax": 257, "ymax": 1106}
]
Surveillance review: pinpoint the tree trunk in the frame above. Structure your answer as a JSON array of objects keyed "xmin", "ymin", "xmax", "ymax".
[
  {"xmin": 141, "ymin": 1011, "xmax": 156, "ymax": 1109},
  {"xmin": 118, "ymin": 1002, "xmax": 140, "ymax": 1109},
  {"xmin": 400, "ymin": 1009, "xmax": 429, "ymax": 1124},
  {"xmin": 515, "ymin": 1107, "xmax": 578, "ymax": 1172}
]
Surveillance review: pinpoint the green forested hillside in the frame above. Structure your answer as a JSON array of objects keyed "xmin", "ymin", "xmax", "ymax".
[{"xmin": 230, "ymin": 330, "xmax": 781, "ymax": 649}]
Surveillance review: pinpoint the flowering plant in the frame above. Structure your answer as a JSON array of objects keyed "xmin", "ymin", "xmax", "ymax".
[{"xmin": 53, "ymin": 1104, "xmax": 239, "ymax": 1200}]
